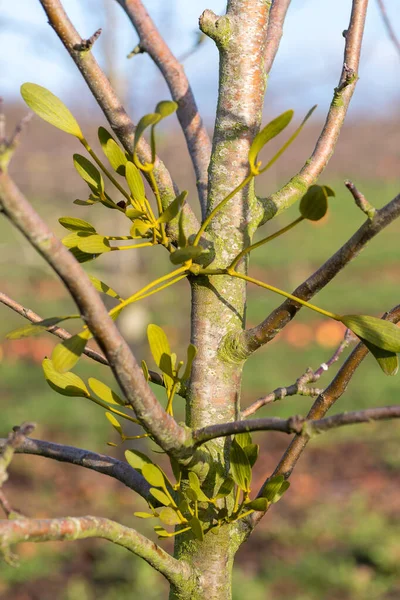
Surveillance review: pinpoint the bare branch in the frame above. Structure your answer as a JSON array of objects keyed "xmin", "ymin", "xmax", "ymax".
[
  {"xmin": 345, "ymin": 180, "xmax": 376, "ymax": 219},
  {"xmin": 241, "ymin": 192, "xmax": 400, "ymax": 354},
  {"xmin": 0, "ymin": 172, "xmax": 190, "ymax": 458},
  {"xmin": 257, "ymin": 0, "xmax": 369, "ymax": 224},
  {"xmin": 376, "ymin": 0, "xmax": 400, "ymax": 58},
  {"xmin": 0, "ymin": 291, "xmax": 165, "ymax": 388},
  {"xmin": 0, "ymin": 423, "xmax": 36, "ymax": 487},
  {"xmin": 0, "ymin": 516, "xmax": 192, "ymax": 584},
  {"xmin": 38, "ymin": 0, "xmax": 200, "ymax": 238},
  {"xmin": 115, "ymin": 0, "xmax": 212, "ymax": 217},
  {"xmin": 242, "ymin": 330, "xmax": 352, "ymax": 417},
  {"xmin": 264, "ymin": 0, "xmax": 291, "ymax": 74},
  {"xmin": 308, "ymin": 405, "xmax": 400, "ymax": 433},
  {"xmin": 0, "ymin": 436, "xmax": 151, "ymax": 500}
]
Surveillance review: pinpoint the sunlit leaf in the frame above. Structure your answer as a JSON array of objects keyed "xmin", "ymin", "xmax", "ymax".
[
  {"xmin": 125, "ymin": 161, "xmax": 146, "ymax": 201},
  {"xmin": 130, "ymin": 219, "xmax": 150, "ymax": 238},
  {"xmin": 134, "ymin": 512, "xmax": 155, "ymax": 519},
  {"xmin": 133, "ymin": 113, "xmax": 161, "ymax": 159},
  {"xmin": 299, "ymin": 185, "xmax": 329, "ymax": 221},
  {"xmin": 261, "ymin": 475, "xmax": 290, "ymax": 503},
  {"xmin": 126, "ymin": 207, "xmax": 146, "ymax": 220},
  {"xmin": 73, "ymin": 154, "xmax": 104, "ymax": 193},
  {"xmin": 62, "ymin": 231, "xmax": 93, "ymax": 249},
  {"xmin": 147, "ymin": 324, "xmax": 171, "ymax": 370},
  {"xmin": 142, "ymin": 463, "xmax": 166, "ymax": 488},
  {"xmin": 6, "ymin": 315, "xmax": 79, "ymax": 340},
  {"xmin": 141, "ymin": 360, "xmax": 150, "ymax": 382},
  {"xmin": 188, "ymin": 471, "xmax": 209, "ymax": 502},
  {"xmin": 105, "ymin": 412, "xmax": 123, "ymax": 436},
  {"xmin": 88, "ymin": 275, "xmax": 123, "ymax": 301},
  {"xmin": 169, "ymin": 246, "xmax": 203, "ymax": 265},
  {"xmin": 154, "ymin": 526, "xmax": 171, "ymax": 538},
  {"xmin": 73, "ymin": 198, "xmax": 97, "ymax": 206},
  {"xmin": 42, "ymin": 358, "xmax": 89, "ymax": 398},
  {"xmin": 340, "ymin": 315, "xmax": 400, "ymax": 353},
  {"xmin": 88, "ymin": 378, "xmax": 126, "ymax": 406},
  {"xmin": 157, "ymin": 191, "xmax": 187, "ymax": 224},
  {"xmin": 158, "ymin": 507, "xmax": 181, "ymax": 526},
  {"xmin": 58, "ymin": 217, "xmax": 96, "ymax": 233},
  {"xmin": 68, "ymin": 245, "xmax": 98, "ymax": 264},
  {"xmin": 229, "ymin": 439, "xmax": 252, "ymax": 492},
  {"xmin": 235, "ymin": 432, "xmax": 252, "ymax": 448},
  {"xmin": 98, "ymin": 127, "xmax": 128, "ymax": 175},
  {"xmin": 362, "ymin": 338, "xmax": 399, "ymax": 376},
  {"xmin": 125, "ymin": 449, "xmax": 153, "ymax": 471},
  {"xmin": 270, "ymin": 480, "xmax": 290, "ymax": 503},
  {"xmin": 21, "ymin": 83, "xmax": 83, "ymax": 138},
  {"xmin": 51, "ymin": 329, "xmax": 91, "ymax": 373},
  {"xmin": 245, "ymin": 497, "xmax": 269, "ymax": 511},
  {"xmin": 150, "ymin": 488, "xmax": 171, "ymax": 506},
  {"xmin": 215, "ymin": 477, "xmax": 235, "ymax": 499},
  {"xmin": 248, "ymin": 110, "xmax": 293, "ymax": 172},
  {"xmin": 77, "ymin": 235, "xmax": 111, "ymax": 254},
  {"xmin": 189, "ymin": 517, "xmax": 204, "ymax": 541}
]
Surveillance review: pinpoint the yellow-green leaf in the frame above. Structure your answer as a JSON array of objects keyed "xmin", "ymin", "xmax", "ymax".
[
  {"xmin": 245, "ymin": 497, "xmax": 269, "ymax": 511},
  {"xmin": 89, "ymin": 378, "xmax": 126, "ymax": 406},
  {"xmin": 249, "ymin": 110, "xmax": 293, "ymax": 172},
  {"xmin": 98, "ymin": 127, "xmax": 128, "ymax": 175},
  {"xmin": 126, "ymin": 207, "xmax": 146, "ymax": 220},
  {"xmin": 235, "ymin": 432, "xmax": 252, "ymax": 448},
  {"xmin": 340, "ymin": 315, "xmax": 400, "ymax": 353},
  {"xmin": 157, "ymin": 191, "xmax": 187, "ymax": 224},
  {"xmin": 125, "ymin": 161, "xmax": 146, "ymax": 201},
  {"xmin": 299, "ymin": 185, "xmax": 330, "ymax": 221},
  {"xmin": 188, "ymin": 471, "xmax": 209, "ymax": 502},
  {"xmin": 261, "ymin": 475, "xmax": 290, "ymax": 503},
  {"xmin": 362, "ymin": 339, "xmax": 399, "ymax": 376},
  {"xmin": 73, "ymin": 154, "xmax": 104, "ymax": 193},
  {"xmin": 189, "ymin": 517, "xmax": 204, "ymax": 541},
  {"xmin": 6, "ymin": 315, "xmax": 79, "ymax": 340},
  {"xmin": 169, "ymin": 246, "xmax": 203, "ymax": 265},
  {"xmin": 147, "ymin": 324, "xmax": 171, "ymax": 370},
  {"xmin": 158, "ymin": 507, "xmax": 181, "ymax": 526},
  {"xmin": 125, "ymin": 449, "xmax": 153, "ymax": 471},
  {"xmin": 141, "ymin": 463, "xmax": 166, "ymax": 488},
  {"xmin": 141, "ymin": 360, "xmax": 150, "ymax": 382},
  {"xmin": 130, "ymin": 219, "xmax": 150, "ymax": 238},
  {"xmin": 77, "ymin": 235, "xmax": 111, "ymax": 254},
  {"xmin": 155, "ymin": 100, "xmax": 178, "ymax": 119},
  {"xmin": 42, "ymin": 358, "xmax": 89, "ymax": 397},
  {"xmin": 68, "ymin": 245, "xmax": 98, "ymax": 264},
  {"xmin": 51, "ymin": 329, "xmax": 91, "ymax": 373},
  {"xmin": 105, "ymin": 412, "xmax": 123, "ymax": 436},
  {"xmin": 230, "ymin": 439, "xmax": 252, "ymax": 492},
  {"xmin": 62, "ymin": 231, "xmax": 93, "ymax": 249},
  {"xmin": 59, "ymin": 217, "xmax": 97, "ymax": 233},
  {"xmin": 134, "ymin": 512, "xmax": 155, "ymax": 519},
  {"xmin": 244, "ymin": 443, "xmax": 259, "ymax": 468},
  {"xmin": 133, "ymin": 113, "xmax": 161, "ymax": 158},
  {"xmin": 88, "ymin": 275, "xmax": 123, "ymax": 301},
  {"xmin": 21, "ymin": 83, "xmax": 83, "ymax": 138},
  {"xmin": 150, "ymin": 488, "xmax": 171, "ymax": 506},
  {"xmin": 215, "ymin": 477, "xmax": 235, "ymax": 499}
]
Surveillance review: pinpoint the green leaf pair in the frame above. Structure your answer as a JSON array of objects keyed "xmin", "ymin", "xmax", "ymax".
[{"xmin": 133, "ymin": 100, "xmax": 178, "ymax": 169}]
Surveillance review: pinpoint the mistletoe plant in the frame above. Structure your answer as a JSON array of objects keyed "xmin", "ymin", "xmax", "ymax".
[{"xmin": 0, "ymin": 0, "xmax": 400, "ymax": 599}]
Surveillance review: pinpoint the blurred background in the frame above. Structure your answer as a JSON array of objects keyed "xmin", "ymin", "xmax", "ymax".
[{"xmin": 0, "ymin": 0, "xmax": 399, "ymax": 598}]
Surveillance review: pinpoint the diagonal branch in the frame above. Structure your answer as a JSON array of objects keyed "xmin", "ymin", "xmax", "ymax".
[
  {"xmin": 376, "ymin": 0, "xmax": 400, "ymax": 58},
  {"xmin": 0, "ymin": 171, "xmax": 190, "ymax": 458},
  {"xmin": 257, "ymin": 0, "xmax": 369, "ymax": 224},
  {"xmin": 0, "ymin": 516, "xmax": 192, "ymax": 586},
  {"xmin": 264, "ymin": 0, "xmax": 291, "ymax": 75},
  {"xmin": 241, "ymin": 192, "xmax": 400, "ymax": 354},
  {"xmin": 0, "ymin": 291, "xmax": 164, "ymax": 388},
  {"xmin": 115, "ymin": 0, "xmax": 212, "ymax": 217},
  {"xmin": 38, "ymin": 0, "xmax": 199, "ymax": 238},
  {"xmin": 0, "ymin": 436, "xmax": 151, "ymax": 500}
]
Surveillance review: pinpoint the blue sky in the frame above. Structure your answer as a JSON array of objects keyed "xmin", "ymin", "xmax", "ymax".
[{"xmin": 0, "ymin": 0, "xmax": 399, "ymax": 123}]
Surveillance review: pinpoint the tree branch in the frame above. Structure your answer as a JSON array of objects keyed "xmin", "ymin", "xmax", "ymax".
[
  {"xmin": 242, "ymin": 330, "xmax": 352, "ymax": 417},
  {"xmin": 376, "ymin": 0, "xmax": 400, "ymax": 58},
  {"xmin": 0, "ymin": 436, "xmax": 151, "ymax": 500},
  {"xmin": 0, "ymin": 516, "xmax": 192, "ymax": 586},
  {"xmin": 257, "ymin": 0, "xmax": 369, "ymax": 224},
  {"xmin": 0, "ymin": 291, "xmax": 164, "ymax": 388},
  {"xmin": 0, "ymin": 171, "xmax": 190, "ymax": 458},
  {"xmin": 38, "ymin": 0, "xmax": 200, "ymax": 239},
  {"xmin": 264, "ymin": 0, "xmax": 291, "ymax": 75},
  {"xmin": 241, "ymin": 192, "xmax": 400, "ymax": 354},
  {"xmin": 115, "ymin": 0, "xmax": 212, "ymax": 217}
]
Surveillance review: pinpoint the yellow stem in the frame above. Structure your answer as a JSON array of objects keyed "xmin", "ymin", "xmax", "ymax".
[
  {"xmin": 88, "ymin": 396, "xmax": 140, "ymax": 425},
  {"xmin": 229, "ymin": 270, "xmax": 340, "ymax": 320},
  {"xmin": 110, "ymin": 242, "xmax": 154, "ymax": 251},
  {"xmin": 193, "ymin": 174, "xmax": 253, "ymax": 246},
  {"xmin": 229, "ymin": 216, "xmax": 305, "ymax": 270},
  {"xmin": 166, "ymin": 380, "xmax": 179, "ymax": 416},
  {"xmin": 149, "ymin": 170, "xmax": 167, "ymax": 244},
  {"xmin": 81, "ymin": 139, "xmax": 131, "ymax": 203}
]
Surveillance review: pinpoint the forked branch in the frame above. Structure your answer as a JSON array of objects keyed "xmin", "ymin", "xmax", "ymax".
[{"xmin": 264, "ymin": 0, "xmax": 292, "ymax": 74}]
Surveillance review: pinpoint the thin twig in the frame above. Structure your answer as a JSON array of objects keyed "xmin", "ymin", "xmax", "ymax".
[
  {"xmin": 241, "ymin": 192, "xmax": 400, "ymax": 354},
  {"xmin": 0, "ymin": 291, "xmax": 165, "ymax": 388},
  {"xmin": 0, "ymin": 172, "xmax": 190, "ymax": 459},
  {"xmin": 0, "ymin": 423, "xmax": 36, "ymax": 487},
  {"xmin": 376, "ymin": 0, "xmax": 400, "ymax": 58},
  {"xmin": 242, "ymin": 330, "xmax": 352, "ymax": 417},
  {"xmin": 258, "ymin": 0, "xmax": 369, "ymax": 224},
  {"xmin": 73, "ymin": 27, "xmax": 102, "ymax": 51},
  {"xmin": 345, "ymin": 180, "xmax": 376, "ymax": 219},
  {"xmin": 264, "ymin": 0, "xmax": 291, "ymax": 74},
  {"xmin": 0, "ymin": 436, "xmax": 151, "ymax": 500},
  {"xmin": 115, "ymin": 0, "xmax": 211, "ymax": 217}
]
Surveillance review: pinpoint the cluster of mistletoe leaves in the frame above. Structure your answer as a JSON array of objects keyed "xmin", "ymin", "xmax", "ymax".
[{"xmin": 126, "ymin": 432, "xmax": 289, "ymax": 540}]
